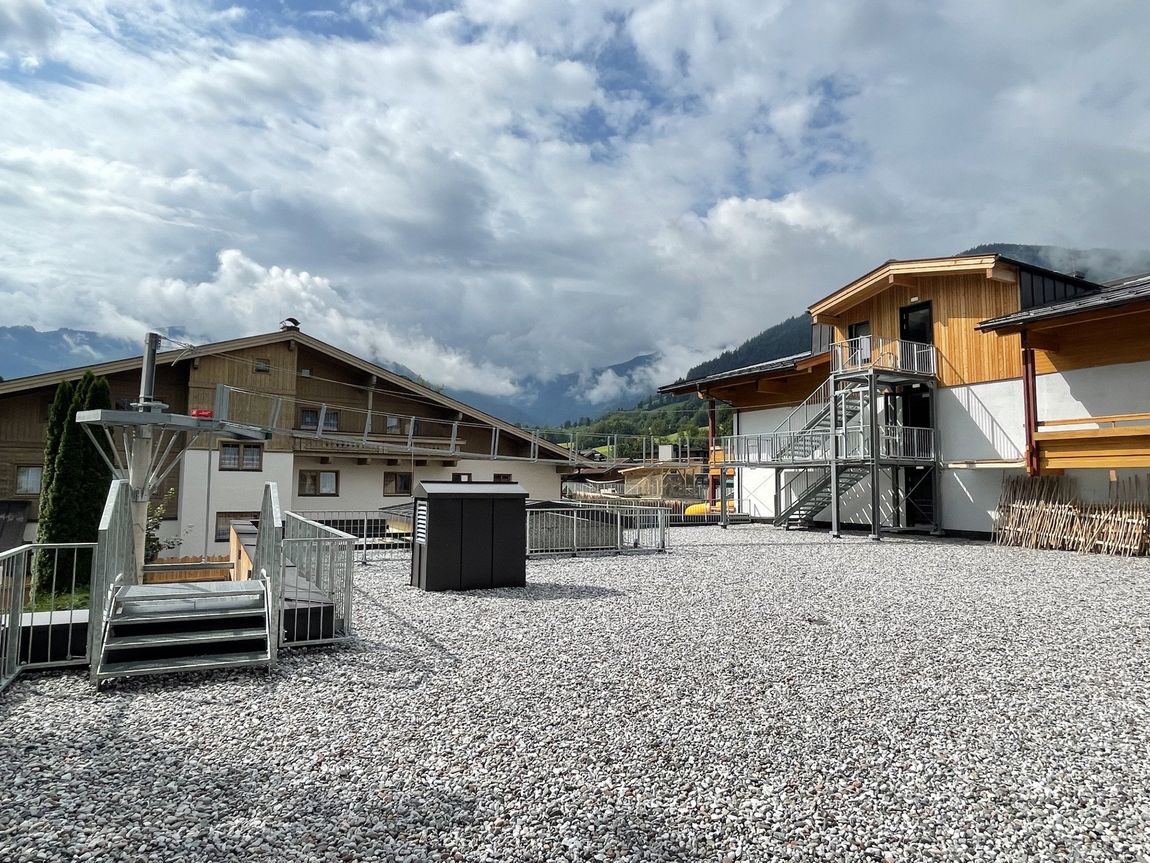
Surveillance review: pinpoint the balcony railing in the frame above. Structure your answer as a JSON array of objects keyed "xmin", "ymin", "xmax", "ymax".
[
  {"xmin": 720, "ymin": 424, "xmax": 934, "ymax": 466},
  {"xmin": 831, "ymin": 337, "xmax": 936, "ymax": 377}
]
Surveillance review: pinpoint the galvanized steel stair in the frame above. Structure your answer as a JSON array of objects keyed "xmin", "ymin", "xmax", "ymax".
[
  {"xmin": 95, "ymin": 581, "xmax": 273, "ymax": 684},
  {"xmin": 774, "ymin": 384, "xmax": 869, "ymax": 463},
  {"xmin": 774, "ymin": 466, "xmax": 868, "ymax": 529}
]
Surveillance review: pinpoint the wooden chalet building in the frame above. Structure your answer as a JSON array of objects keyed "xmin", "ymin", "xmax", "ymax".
[
  {"xmin": 661, "ymin": 254, "xmax": 1150, "ymax": 536},
  {"xmin": 0, "ymin": 326, "xmax": 566, "ymax": 553}
]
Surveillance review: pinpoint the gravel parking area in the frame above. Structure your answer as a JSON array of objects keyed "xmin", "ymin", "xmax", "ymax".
[{"xmin": 2, "ymin": 527, "xmax": 1149, "ymax": 862}]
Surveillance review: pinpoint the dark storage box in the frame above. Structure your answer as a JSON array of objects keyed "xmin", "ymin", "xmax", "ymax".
[{"xmin": 410, "ymin": 482, "xmax": 528, "ymax": 591}]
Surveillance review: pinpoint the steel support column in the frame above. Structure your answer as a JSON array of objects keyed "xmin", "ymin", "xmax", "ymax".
[
  {"xmin": 868, "ymin": 372, "xmax": 881, "ymax": 541},
  {"xmin": 829, "ymin": 375, "xmax": 841, "ymax": 538},
  {"xmin": 928, "ymin": 380, "xmax": 944, "ymax": 535}
]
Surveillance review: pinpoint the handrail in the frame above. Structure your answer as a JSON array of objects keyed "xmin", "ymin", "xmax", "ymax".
[
  {"xmin": 831, "ymin": 337, "xmax": 936, "ymax": 377},
  {"xmin": 1038, "ymin": 412, "xmax": 1150, "ymax": 428},
  {"xmin": 770, "ymin": 376, "xmax": 832, "ymax": 436}
]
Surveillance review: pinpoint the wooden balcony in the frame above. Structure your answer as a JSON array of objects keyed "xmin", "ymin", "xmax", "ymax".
[
  {"xmin": 292, "ymin": 432, "xmax": 465, "ymax": 457},
  {"xmin": 1035, "ymin": 412, "xmax": 1150, "ymax": 470}
]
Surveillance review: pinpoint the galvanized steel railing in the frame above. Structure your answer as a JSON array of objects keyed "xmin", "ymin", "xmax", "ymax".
[
  {"xmin": 720, "ymin": 424, "xmax": 933, "ymax": 466},
  {"xmin": 1, "ymin": 541, "xmax": 99, "ymax": 693},
  {"xmin": 88, "ymin": 480, "xmax": 136, "ymax": 685},
  {"xmin": 526, "ymin": 505, "xmax": 668, "ymax": 557},
  {"xmin": 281, "ymin": 511, "xmax": 355, "ymax": 645},
  {"xmin": 831, "ymin": 337, "xmax": 937, "ymax": 377},
  {"xmin": 294, "ymin": 508, "xmax": 413, "ymax": 563}
]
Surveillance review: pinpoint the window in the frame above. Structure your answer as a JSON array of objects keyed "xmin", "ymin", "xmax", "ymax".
[
  {"xmin": 493, "ymin": 473, "xmax": 513, "ymax": 483},
  {"xmin": 219, "ymin": 442, "xmax": 263, "ymax": 471},
  {"xmin": 16, "ymin": 465, "xmax": 43, "ymax": 495},
  {"xmin": 300, "ymin": 408, "xmax": 339, "ymax": 431},
  {"xmin": 385, "ymin": 415, "xmax": 402, "ymax": 434},
  {"xmin": 383, "ymin": 471, "xmax": 412, "ymax": 495},
  {"xmin": 299, "ymin": 470, "xmax": 339, "ymax": 496},
  {"xmin": 215, "ymin": 511, "xmax": 259, "ymax": 542},
  {"xmin": 451, "ymin": 472, "xmax": 472, "ymax": 483},
  {"xmin": 254, "ymin": 357, "xmax": 271, "ymax": 373}
]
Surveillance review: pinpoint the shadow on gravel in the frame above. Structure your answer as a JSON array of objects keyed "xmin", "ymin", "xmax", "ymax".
[{"xmin": 505, "ymin": 582, "xmax": 627, "ymax": 601}]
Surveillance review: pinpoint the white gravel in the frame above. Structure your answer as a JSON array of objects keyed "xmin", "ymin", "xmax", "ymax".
[{"xmin": 2, "ymin": 526, "xmax": 1149, "ymax": 862}]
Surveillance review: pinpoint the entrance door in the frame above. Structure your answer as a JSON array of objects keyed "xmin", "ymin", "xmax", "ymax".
[
  {"xmin": 900, "ymin": 386, "xmax": 933, "ymax": 525},
  {"xmin": 899, "ymin": 301, "xmax": 933, "ymax": 344}
]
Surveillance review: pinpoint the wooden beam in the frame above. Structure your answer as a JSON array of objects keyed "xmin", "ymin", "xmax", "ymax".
[
  {"xmin": 1038, "ymin": 411, "xmax": 1150, "ymax": 428},
  {"xmin": 811, "ymin": 312, "xmax": 841, "ymax": 325},
  {"xmin": 756, "ymin": 380, "xmax": 786, "ymax": 394},
  {"xmin": 1023, "ymin": 331, "xmax": 1060, "ymax": 352},
  {"xmin": 986, "ymin": 263, "xmax": 1018, "ymax": 284},
  {"xmin": 888, "ymin": 276, "xmax": 919, "ymax": 290}
]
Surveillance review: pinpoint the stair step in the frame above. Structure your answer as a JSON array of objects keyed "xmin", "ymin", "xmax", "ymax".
[
  {"xmin": 119, "ymin": 582, "xmax": 265, "ymax": 601},
  {"xmin": 97, "ymin": 652, "xmax": 271, "ymax": 681},
  {"xmin": 111, "ymin": 606, "xmax": 268, "ymax": 627},
  {"xmin": 106, "ymin": 627, "xmax": 268, "ymax": 650}
]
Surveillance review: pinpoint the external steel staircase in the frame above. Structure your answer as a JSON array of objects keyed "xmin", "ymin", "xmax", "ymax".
[
  {"xmin": 94, "ymin": 581, "xmax": 273, "ymax": 684},
  {"xmin": 772, "ymin": 383, "xmax": 869, "ymax": 463},
  {"xmin": 774, "ymin": 466, "xmax": 868, "ymax": 529}
]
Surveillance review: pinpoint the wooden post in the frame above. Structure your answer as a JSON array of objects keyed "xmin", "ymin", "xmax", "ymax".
[
  {"xmin": 1021, "ymin": 333, "xmax": 1040, "ymax": 476},
  {"xmin": 707, "ymin": 398, "xmax": 717, "ymax": 505}
]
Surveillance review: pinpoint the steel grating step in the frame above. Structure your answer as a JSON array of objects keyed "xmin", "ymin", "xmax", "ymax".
[
  {"xmin": 110, "ymin": 606, "xmax": 269, "ymax": 627},
  {"xmin": 97, "ymin": 651, "xmax": 271, "ymax": 681},
  {"xmin": 105, "ymin": 627, "xmax": 268, "ymax": 650}
]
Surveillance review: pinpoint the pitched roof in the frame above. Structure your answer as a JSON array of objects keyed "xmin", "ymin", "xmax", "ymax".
[
  {"xmin": 808, "ymin": 253, "xmax": 1104, "ymax": 319},
  {"xmin": 658, "ymin": 351, "xmax": 818, "ymax": 395},
  {"xmin": 0, "ymin": 329, "xmax": 569, "ymax": 460},
  {"xmin": 978, "ymin": 273, "xmax": 1150, "ymax": 332}
]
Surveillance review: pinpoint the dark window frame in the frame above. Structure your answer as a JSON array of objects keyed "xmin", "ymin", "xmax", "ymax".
[
  {"xmin": 451, "ymin": 472, "xmax": 473, "ymax": 483},
  {"xmin": 493, "ymin": 473, "xmax": 513, "ymax": 483},
  {"xmin": 253, "ymin": 357, "xmax": 272, "ymax": 374},
  {"xmin": 218, "ymin": 441, "xmax": 264, "ymax": 471},
  {"xmin": 299, "ymin": 408, "xmax": 340, "ymax": 432},
  {"xmin": 215, "ymin": 511, "xmax": 260, "ymax": 542},
  {"xmin": 15, "ymin": 465, "xmax": 43, "ymax": 496},
  {"xmin": 383, "ymin": 471, "xmax": 413, "ymax": 496},
  {"xmin": 299, "ymin": 469, "xmax": 340, "ymax": 497}
]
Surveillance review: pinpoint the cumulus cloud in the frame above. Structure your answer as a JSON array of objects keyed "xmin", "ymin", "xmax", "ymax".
[
  {"xmin": 1, "ymin": 0, "xmax": 1148, "ymax": 395},
  {"xmin": 0, "ymin": 0, "xmax": 59, "ymax": 59}
]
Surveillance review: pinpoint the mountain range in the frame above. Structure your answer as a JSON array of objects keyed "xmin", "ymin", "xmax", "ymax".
[{"xmin": 4, "ymin": 244, "xmax": 1148, "ymax": 426}]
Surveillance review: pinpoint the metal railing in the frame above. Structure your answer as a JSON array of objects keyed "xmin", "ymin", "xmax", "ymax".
[
  {"xmin": 878, "ymin": 425, "xmax": 935, "ymax": 461},
  {"xmin": 294, "ymin": 508, "xmax": 414, "ymax": 563},
  {"xmin": 281, "ymin": 511, "xmax": 355, "ymax": 645},
  {"xmin": 721, "ymin": 424, "xmax": 934, "ymax": 466},
  {"xmin": 1, "ymin": 541, "xmax": 99, "ymax": 693},
  {"xmin": 526, "ymin": 505, "xmax": 668, "ymax": 557},
  {"xmin": 253, "ymin": 482, "xmax": 284, "ymax": 664},
  {"xmin": 88, "ymin": 480, "xmax": 136, "ymax": 685},
  {"xmin": 831, "ymin": 337, "xmax": 936, "ymax": 377}
]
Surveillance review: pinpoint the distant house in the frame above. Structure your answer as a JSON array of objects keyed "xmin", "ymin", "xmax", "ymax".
[
  {"xmin": 660, "ymin": 254, "xmax": 1150, "ymax": 535},
  {"xmin": 0, "ymin": 327, "xmax": 566, "ymax": 553}
]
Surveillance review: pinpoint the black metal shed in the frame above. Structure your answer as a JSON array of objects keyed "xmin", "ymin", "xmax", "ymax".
[{"xmin": 410, "ymin": 481, "xmax": 528, "ymax": 591}]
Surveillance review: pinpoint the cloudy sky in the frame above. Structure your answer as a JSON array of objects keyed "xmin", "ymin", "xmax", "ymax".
[{"xmin": 1, "ymin": 0, "xmax": 1148, "ymax": 398}]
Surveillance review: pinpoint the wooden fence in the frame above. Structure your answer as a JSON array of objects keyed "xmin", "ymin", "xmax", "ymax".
[{"xmin": 992, "ymin": 475, "xmax": 1150, "ymax": 557}]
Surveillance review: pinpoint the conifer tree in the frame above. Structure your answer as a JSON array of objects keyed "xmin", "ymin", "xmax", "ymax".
[{"xmin": 34, "ymin": 372, "xmax": 113, "ymax": 592}]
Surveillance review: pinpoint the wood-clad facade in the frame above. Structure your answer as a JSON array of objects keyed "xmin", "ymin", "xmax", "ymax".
[
  {"xmin": 0, "ymin": 329, "xmax": 565, "ymax": 550},
  {"xmin": 670, "ymin": 253, "xmax": 1150, "ymax": 533},
  {"xmin": 829, "ymin": 274, "xmax": 1022, "ymax": 388}
]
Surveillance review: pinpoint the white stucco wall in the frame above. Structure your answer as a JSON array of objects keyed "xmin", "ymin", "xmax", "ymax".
[
  {"xmin": 173, "ymin": 450, "xmax": 563, "ymax": 555},
  {"xmin": 936, "ymin": 378, "xmax": 1025, "ymax": 463},
  {"xmin": 176, "ymin": 449, "xmax": 295, "ymax": 558},
  {"xmin": 733, "ymin": 405, "xmax": 796, "ymax": 518},
  {"xmin": 1036, "ymin": 359, "xmax": 1150, "ymax": 422}
]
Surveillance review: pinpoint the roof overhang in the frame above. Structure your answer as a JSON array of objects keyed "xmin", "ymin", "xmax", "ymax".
[
  {"xmin": 809, "ymin": 255, "xmax": 1010, "ymax": 321},
  {"xmin": 658, "ymin": 351, "xmax": 828, "ymax": 398},
  {"xmin": 978, "ymin": 288, "xmax": 1150, "ymax": 336}
]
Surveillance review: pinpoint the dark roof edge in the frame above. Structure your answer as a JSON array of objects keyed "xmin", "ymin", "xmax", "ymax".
[
  {"xmin": 657, "ymin": 350, "xmax": 819, "ymax": 395},
  {"xmin": 995, "ymin": 255, "xmax": 1107, "ymax": 293}
]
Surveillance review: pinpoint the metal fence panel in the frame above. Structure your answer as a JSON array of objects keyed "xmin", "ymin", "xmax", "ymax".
[
  {"xmin": 281, "ymin": 512, "xmax": 355, "ymax": 645},
  {"xmin": 526, "ymin": 505, "xmax": 668, "ymax": 557}
]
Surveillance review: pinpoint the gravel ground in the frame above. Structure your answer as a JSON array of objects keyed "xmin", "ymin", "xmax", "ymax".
[{"xmin": 2, "ymin": 527, "xmax": 1149, "ymax": 862}]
